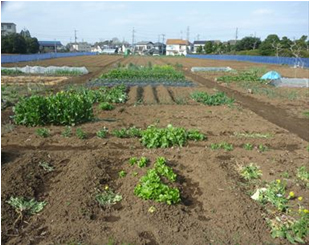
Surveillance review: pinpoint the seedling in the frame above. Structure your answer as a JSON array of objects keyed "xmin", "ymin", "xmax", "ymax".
[
  {"xmin": 137, "ymin": 157, "xmax": 149, "ymax": 168},
  {"xmin": 281, "ymin": 171, "xmax": 290, "ymax": 179},
  {"xmin": 233, "ymin": 132, "xmax": 272, "ymax": 139},
  {"xmin": 129, "ymin": 157, "xmax": 138, "ymax": 166},
  {"xmin": 210, "ymin": 142, "xmax": 233, "ymax": 151},
  {"xmin": 296, "ymin": 166, "xmax": 309, "ymax": 187},
  {"xmin": 62, "ymin": 126, "xmax": 72, "ymax": 138},
  {"xmin": 36, "ymin": 128, "xmax": 50, "ymax": 138},
  {"xmin": 240, "ymin": 163, "xmax": 262, "ymax": 180},
  {"xmin": 7, "ymin": 197, "xmax": 47, "ymax": 224},
  {"xmin": 118, "ymin": 170, "xmax": 126, "ymax": 178},
  {"xmin": 95, "ymin": 190, "xmax": 122, "ymax": 206},
  {"xmin": 187, "ymin": 129, "xmax": 206, "ymax": 141},
  {"xmin": 96, "ymin": 127, "xmax": 108, "ymax": 138},
  {"xmin": 258, "ymin": 144, "xmax": 268, "ymax": 152},
  {"xmin": 38, "ymin": 161, "xmax": 54, "ymax": 172},
  {"xmin": 99, "ymin": 102, "xmax": 115, "ymax": 111},
  {"xmin": 243, "ymin": 143, "xmax": 254, "ymax": 150},
  {"xmin": 76, "ymin": 128, "xmax": 86, "ymax": 139}
]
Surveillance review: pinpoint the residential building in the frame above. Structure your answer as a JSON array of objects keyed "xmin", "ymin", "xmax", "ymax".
[
  {"xmin": 38, "ymin": 41, "xmax": 63, "ymax": 53},
  {"xmin": 166, "ymin": 39, "xmax": 189, "ymax": 56},
  {"xmin": 153, "ymin": 42, "xmax": 166, "ymax": 55},
  {"xmin": 193, "ymin": 41, "xmax": 207, "ymax": 53},
  {"xmin": 135, "ymin": 41, "xmax": 154, "ymax": 55},
  {"xmin": 72, "ymin": 42, "xmax": 92, "ymax": 52},
  {"xmin": 1, "ymin": 22, "xmax": 16, "ymax": 36}
]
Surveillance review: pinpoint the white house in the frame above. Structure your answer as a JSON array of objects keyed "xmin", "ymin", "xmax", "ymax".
[
  {"xmin": 193, "ymin": 41, "xmax": 207, "ymax": 53},
  {"xmin": 72, "ymin": 42, "xmax": 92, "ymax": 52},
  {"xmin": 135, "ymin": 41, "xmax": 154, "ymax": 55},
  {"xmin": 1, "ymin": 22, "xmax": 16, "ymax": 36},
  {"xmin": 166, "ymin": 39, "xmax": 189, "ymax": 56}
]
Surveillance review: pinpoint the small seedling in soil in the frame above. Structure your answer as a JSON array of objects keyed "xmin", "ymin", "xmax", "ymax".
[
  {"xmin": 36, "ymin": 128, "xmax": 50, "ymax": 138},
  {"xmin": 258, "ymin": 144, "xmax": 268, "ymax": 152},
  {"xmin": 39, "ymin": 161, "xmax": 54, "ymax": 172},
  {"xmin": 96, "ymin": 127, "xmax": 108, "ymax": 138},
  {"xmin": 210, "ymin": 142, "xmax": 233, "ymax": 151},
  {"xmin": 281, "ymin": 171, "xmax": 290, "ymax": 179},
  {"xmin": 240, "ymin": 163, "xmax": 262, "ymax": 180},
  {"xmin": 187, "ymin": 129, "xmax": 206, "ymax": 141},
  {"xmin": 7, "ymin": 197, "xmax": 47, "ymax": 225},
  {"xmin": 132, "ymin": 172, "xmax": 138, "ymax": 177},
  {"xmin": 243, "ymin": 143, "xmax": 254, "ymax": 150},
  {"xmin": 118, "ymin": 170, "xmax": 126, "ymax": 178},
  {"xmin": 99, "ymin": 102, "xmax": 115, "ymax": 111},
  {"xmin": 296, "ymin": 166, "xmax": 309, "ymax": 187},
  {"xmin": 62, "ymin": 126, "xmax": 72, "ymax": 138},
  {"xmin": 129, "ymin": 157, "xmax": 138, "ymax": 166},
  {"xmin": 137, "ymin": 157, "xmax": 149, "ymax": 168},
  {"xmin": 95, "ymin": 190, "xmax": 122, "ymax": 206},
  {"xmin": 76, "ymin": 128, "xmax": 87, "ymax": 139}
]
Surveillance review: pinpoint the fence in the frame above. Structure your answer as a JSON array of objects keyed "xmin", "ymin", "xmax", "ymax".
[
  {"xmin": 1, "ymin": 52, "xmax": 98, "ymax": 64},
  {"xmin": 186, "ymin": 54, "xmax": 309, "ymax": 68}
]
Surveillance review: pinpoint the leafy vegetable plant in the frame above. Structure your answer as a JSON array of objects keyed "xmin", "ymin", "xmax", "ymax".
[
  {"xmin": 95, "ymin": 190, "xmax": 122, "ymax": 206},
  {"xmin": 96, "ymin": 127, "xmax": 108, "ymax": 138},
  {"xmin": 210, "ymin": 142, "xmax": 233, "ymax": 151},
  {"xmin": 191, "ymin": 91, "xmax": 234, "ymax": 106},
  {"xmin": 36, "ymin": 128, "xmax": 50, "ymax": 138},
  {"xmin": 61, "ymin": 126, "xmax": 72, "ymax": 138},
  {"xmin": 240, "ymin": 163, "xmax": 262, "ymax": 180},
  {"xmin": 76, "ymin": 128, "xmax": 86, "ymax": 139},
  {"xmin": 39, "ymin": 161, "xmax": 54, "ymax": 172},
  {"xmin": 118, "ymin": 170, "xmax": 126, "ymax": 178},
  {"xmin": 99, "ymin": 102, "xmax": 115, "ymax": 111}
]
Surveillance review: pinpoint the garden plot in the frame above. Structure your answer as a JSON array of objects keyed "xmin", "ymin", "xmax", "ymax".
[
  {"xmin": 1, "ymin": 76, "xmax": 68, "ymax": 86},
  {"xmin": 1, "ymin": 66, "xmax": 88, "ymax": 76},
  {"xmin": 1, "ymin": 55, "xmax": 309, "ymax": 245}
]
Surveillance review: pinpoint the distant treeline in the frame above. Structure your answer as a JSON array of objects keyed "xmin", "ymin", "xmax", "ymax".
[
  {"xmin": 1, "ymin": 29, "xmax": 39, "ymax": 54},
  {"xmin": 196, "ymin": 35, "xmax": 309, "ymax": 58}
]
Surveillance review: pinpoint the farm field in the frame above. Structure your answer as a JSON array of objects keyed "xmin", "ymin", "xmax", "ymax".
[{"xmin": 1, "ymin": 55, "xmax": 309, "ymax": 245}]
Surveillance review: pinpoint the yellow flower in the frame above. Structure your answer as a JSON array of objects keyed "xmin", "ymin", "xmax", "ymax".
[
  {"xmin": 276, "ymin": 179, "xmax": 281, "ymax": 184},
  {"xmin": 303, "ymin": 209, "xmax": 309, "ymax": 214},
  {"xmin": 104, "ymin": 185, "xmax": 109, "ymax": 190},
  {"xmin": 289, "ymin": 191, "xmax": 295, "ymax": 198},
  {"xmin": 298, "ymin": 196, "xmax": 303, "ymax": 201}
]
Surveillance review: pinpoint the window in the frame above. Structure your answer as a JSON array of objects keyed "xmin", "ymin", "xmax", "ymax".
[{"xmin": 7, "ymin": 25, "xmax": 11, "ymax": 29}]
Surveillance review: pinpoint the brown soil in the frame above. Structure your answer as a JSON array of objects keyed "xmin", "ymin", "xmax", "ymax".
[
  {"xmin": 1, "ymin": 55, "xmax": 309, "ymax": 245},
  {"xmin": 1, "ymin": 76, "xmax": 68, "ymax": 86}
]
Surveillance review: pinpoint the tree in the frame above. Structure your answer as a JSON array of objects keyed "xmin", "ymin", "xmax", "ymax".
[
  {"xmin": 259, "ymin": 34, "xmax": 280, "ymax": 56},
  {"xmin": 20, "ymin": 28, "xmax": 31, "ymax": 38},
  {"xmin": 196, "ymin": 45, "xmax": 203, "ymax": 53},
  {"xmin": 204, "ymin": 41, "xmax": 213, "ymax": 54},
  {"xmin": 1, "ymin": 33, "xmax": 39, "ymax": 54},
  {"xmin": 235, "ymin": 37, "xmax": 261, "ymax": 51},
  {"xmin": 26, "ymin": 37, "xmax": 39, "ymax": 53}
]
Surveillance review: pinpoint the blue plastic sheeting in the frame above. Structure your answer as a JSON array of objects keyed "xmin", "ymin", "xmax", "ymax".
[
  {"xmin": 1, "ymin": 52, "xmax": 98, "ymax": 64},
  {"xmin": 261, "ymin": 71, "xmax": 281, "ymax": 80},
  {"xmin": 186, "ymin": 54, "xmax": 309, "ymax": 68}
]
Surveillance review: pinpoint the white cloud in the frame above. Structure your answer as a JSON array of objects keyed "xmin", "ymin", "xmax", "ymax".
[{"xmin": 252, "ymin": 8, "xmax": 274, "ymax": 16}]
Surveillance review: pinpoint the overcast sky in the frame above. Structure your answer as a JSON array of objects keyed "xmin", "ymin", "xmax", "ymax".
[{"xmin": 1, "ymin": 1, "xmax": 309, "ymax": 45}]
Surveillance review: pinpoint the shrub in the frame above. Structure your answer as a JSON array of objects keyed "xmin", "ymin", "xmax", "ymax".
[{"xmin": 99, "ymin": 102, "xmax": 114, "ymax": 111}]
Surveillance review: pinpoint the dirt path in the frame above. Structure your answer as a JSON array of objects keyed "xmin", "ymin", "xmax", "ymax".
[{"xmin": 184, "ymin": 71, "xmax": 309, "ymax": 141}]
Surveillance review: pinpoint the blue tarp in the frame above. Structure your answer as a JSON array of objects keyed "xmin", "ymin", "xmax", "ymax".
[
  {"xmin": 1, "ymin": 52, "xmax": 98, "ymax": 64},
  {"xmin": 186, "ymin": 54, "xmax": 309, "ymax": 68},
  {"xmin": 261, "ymin": 71, "xmax": 281, "ymax": 80}
]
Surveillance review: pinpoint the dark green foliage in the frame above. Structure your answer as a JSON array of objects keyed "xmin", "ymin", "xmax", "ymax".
[
  {"xmin": 99, "ymin": 102, "xmax": 115, "ymax": 111},
  {"xmin": 1, "ymin": 33, "xmax": 39, "ymax": 54},
  {"xmin": 1, "ymin": 69, "xmax": 24, "ymax": 75},
  {"xmin": 235, "ymin": 37, "xmax": 261, "ymax": 51},
  {"xmin": 112, "ymin": 126, "xmax": 142, "ymax": 138},
  {"xmin": 191, "ymin": 91, "xmax": 234, "ymax": 106}
]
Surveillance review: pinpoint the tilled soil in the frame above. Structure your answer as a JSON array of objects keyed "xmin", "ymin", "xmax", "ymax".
[{"xmin": 1, "ymin": 55, "xmax": 309, "ymax": 245}]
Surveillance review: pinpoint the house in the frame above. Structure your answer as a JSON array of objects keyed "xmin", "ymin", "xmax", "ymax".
[
  {"xmin": 193, "ymin": 41, "xmax": 207, "ymax": 53},
  {"xmin": 166, "ymin": 39, "xmax": 189, "ymax": 56},
  {"xmin": 135, "ymin": 41, "xmax": 154, "ymax": 55},
  {"xmin": 1, "ymin": 22, "xmax": 16, "ymax": 36},
  {"xmin": 153, "ymin": 42, "xmax": 166, "ymax": 55},
  {"xmin": 72, "ymin": 42, "xmax": 92, "ymax": 52},
  {"xmin": 38, "ymin": 41, "xmax": 63, "ymax": 52}
]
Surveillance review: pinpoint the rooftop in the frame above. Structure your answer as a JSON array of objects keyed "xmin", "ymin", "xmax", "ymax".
[{"xmin": 166, "ymin": 39, "xmax": 189, "ymax": 45}]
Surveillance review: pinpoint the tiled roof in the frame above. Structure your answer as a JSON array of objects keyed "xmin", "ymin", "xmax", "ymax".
[{"xmin": 166, "ymin": 39, "xmax": 188, "ymax": 45}]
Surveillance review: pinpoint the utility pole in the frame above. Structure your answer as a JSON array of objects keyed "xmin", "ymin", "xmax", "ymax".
[
  {"xmin": 186, "ymin": 26, "xmax": 190, "ymax": 41},
  {"xmin": 54, "ymin": 39, "xmax": 57, "ymax": 53},
  {"xmin": 180, "ymin": 31, "xmax": 183, "ymax": 39},
  {"xmin": 235, "ymin": 27, "xmax": 238, "ymax": 43},
  {"xmin": 158, "ymin": 34, "xmax": 160, "ymax": 43},
  {"xmin": 197, "ymin": 34, "xmax": 200, "ymax": 41},
  {"xmin": 162, "ymin": 34, "xmax": 165, "ymax": 55},
  {"xmin": 132, "ymin": 27, "xmax": 135, "ymax": 46},
  {"xmin": 74, "ymin": 29, "xmax": 78, "ymax": 44}
]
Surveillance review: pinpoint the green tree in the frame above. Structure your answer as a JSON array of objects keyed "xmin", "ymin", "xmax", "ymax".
[
  {"xmin": 259, "ymin": 34, "xmax": 280, "ymax": 56},
  {"xmin": 26, "ymin": 37, "xmax": 39, "ymax": 54},
  {"xmin": 235, "ymin": 37, "xmax": 261, "ymax": 51},
  {"xmin": 196, "ymin": 45, "xmax": 203, "ymax": 53},
  {"xmin": 204, "ymin": 41, "xmax": 213, "ymax": 54}
]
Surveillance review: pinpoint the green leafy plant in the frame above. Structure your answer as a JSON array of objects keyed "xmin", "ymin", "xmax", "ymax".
[
  {"xmin": 240, "ymin": 163, "xmax": 262, "ymax": 180},
  {"xmin": 62, "ymin": 126, "xmax": 72, "ymax": 138},
  {"xmin": 210, "ymin": 142, "xmax": 233, "ymax": 151},
  {"xmin": 233, "ymin": 132, "xmax": 272, "ymax": 138},
  {"xmin": 269, "ymin": 210, "xmax": 309, "ymax": 244},
  {"xmin": 1, "ymin": 69, "xmax": 24, "ymax": 75},
  {"xmin": 258, "ymin": 144, "xmax": 268, "ymax": 152},
  {"xmin": 243, "ymin": 143, "xmax": 254, "ymax": 150},
  {"xmin": 95, "ymin": 190, "xmax": 122, "ymax": 206},
  {"xmin": 36, "ymin": 128, "xmax": 50, "ymax": 138},
  {"xmin": 137, "ymin": 157, "xmax": 149, "ymax": 168},
  {"xmin": 99, "ymin": 102, "xmax": 115, "ymax": 111},
  {"xmin": 38, "ymin": 161, "xmax": 54, "ymax": 172},
  {"xmin": 7, "ymin": 197, "xmax": 47, "ymax": 224},
  {"xmin": 191, "ymin": 91, "xmax": 234, "ymax": 106},
  {"xmin": 258, "ymin": 180, "xmax": 288, "ymax": 211},
  {"xmin": 76, "ymin": 128, "xmax": 86, "ymax": 139},
  {"xmin": 129, "ymin": 157, "xmax": 138, "ymax": 166},
  {"xmin": 96, "ymin": 127, "xmax": 108, "ymax": 138},
  {"xmin": 154, "ymin": 157, "xmax": 177, "ymax": 182},
  {"xmin": 187, "ymin": 129, "xmax": 206, "ymax": 141},
  {"xmin": 217, "ymin": 70, "xmax": 263, "ymax": 83},
  {"xmin": 296, "ymin": 166, "xmax": 309, "ymax": 187},
  {"xmin": 112, "ymin": 126, "xmax": 142, "ymax": 138},
  {"xmin": 118, "ymin": 170, "xmax": 126, "ymax": 178}
]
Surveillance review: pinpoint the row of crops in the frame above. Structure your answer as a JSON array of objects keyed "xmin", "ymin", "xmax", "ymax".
[{"xmin": 86, "ymin": 63, "xmax": 194, "ymax": 87}]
